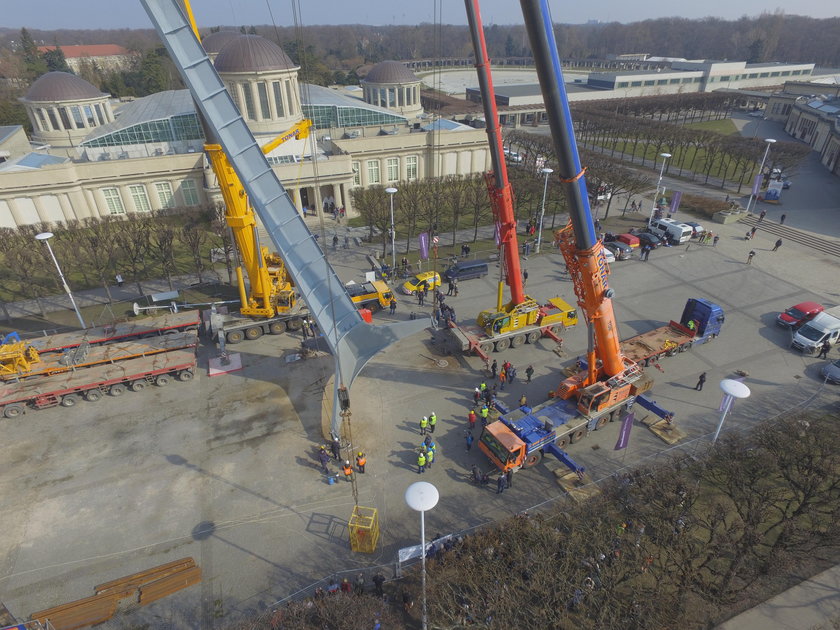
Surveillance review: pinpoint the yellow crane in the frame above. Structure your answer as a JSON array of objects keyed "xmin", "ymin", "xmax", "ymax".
[{"xmin": 184, "ymin": 1, "xmax": 313, "ymax": 333}]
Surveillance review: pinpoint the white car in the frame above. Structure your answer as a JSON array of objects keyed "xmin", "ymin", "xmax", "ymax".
[
  {"xmin": 504, "ymin": 149, "xmax": 522, "ymax": 163},
  {"xmin": 601, "ymin": 246, "xmax": 615, "ymax": 264}
]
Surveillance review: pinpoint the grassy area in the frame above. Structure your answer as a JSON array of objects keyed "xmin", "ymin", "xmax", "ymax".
[{"xmin": 684, "ymin": 118, "xmax": 739, "ymax": 135}]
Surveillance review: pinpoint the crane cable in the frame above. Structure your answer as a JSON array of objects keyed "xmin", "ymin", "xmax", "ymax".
[{"xmin": 270, "ymin": 0, "xmax": 358, "ymax": 506}]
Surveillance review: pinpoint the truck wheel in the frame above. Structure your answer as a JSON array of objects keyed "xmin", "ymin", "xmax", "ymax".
[
  {"xmin": 286, "ymin": 318, "xmax": 302, "ymax": 331},
  {"xmin": 569, "ymin": 428, "xmax": 587, "ymax": 443},
  {"xmin": 226, "ymin": 330, "xmax": 245, "ymax": 344},
  {"xmin": 594, "ymin": 415, "xmax": 609, "ymax": 430},
  {"xmin": 245, "ymin": 326, "xmax": 264, "ymax": 340},
  {"xmin": 3, "ymin": 404, "xmax": 24, "ymax": 419},
  {"xmin": 129, "ymin": 380, "xmax": 147, "ymax": 392},
  {"xmin": 155, "ymin": 374, "xmax": 171, "ymax": 387},
  {"xmin": 511, "ymin": 334, "xmax": 526, "ymax": 348},
  {"xmin": 548, "ymin": 325, "xmax": 563, "ymax": 336},
  {"xmin": 176, "ymin": 370, "xmax": 194, "ymax": 382},
  {"xmin": 555, "ymin": 436, "xmax": 569, "ymax": 449},
  {"xmin": 109, "ymin": 384, "xmax": 126, "ymax": 397},
  {"xmin": 526, "ymin": 331, "xmax": 541, "ymax": 344},
  {"xmin": 522, "ymin": 451, "xmax": 543, "ymax": 468},
  {"xmin": 269, "ymin": 321, "xmax": 287, "ymax": 335},
  {"xmin": 494, "ymin": 338, "xmax": 510, "ymax": 352},
  {"xmin": 85, "ymin": 389, "xmax": 103, "ymax": 402},
  {"xmin": 61, "ymin": 394, "xmax": 80, "ymax": 407},
  {"xmin": 666, "ymin": 348, "xmax": 678, "ymax": 357},
  {"xmin": 479, "ymin": 342, "xmax": 494, "ymax": 355}
]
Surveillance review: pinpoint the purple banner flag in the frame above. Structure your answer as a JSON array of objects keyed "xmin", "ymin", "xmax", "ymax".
[
  {"xmin": 614, "ymin": 412, "xmax": 635, "ymax": 450},
  {"xmin": 670, "ymin": 191, "xmax": 682, "ymax": 215},
  {"xmin": 751, "ymin": 174, "xmax": 763, "ymax": 197},
  {"xmin": 418, "ymin": 232, "xmax": 430, "ymax": 260}
]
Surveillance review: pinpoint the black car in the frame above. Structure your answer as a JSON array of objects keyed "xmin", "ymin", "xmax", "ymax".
[
  {"xmin": 637, "ymin": 232, "xmax": 663, "ymax": 249},
  {"xmin": 604, "ymin": 241, "xmax": 633, "ymax": 260}
]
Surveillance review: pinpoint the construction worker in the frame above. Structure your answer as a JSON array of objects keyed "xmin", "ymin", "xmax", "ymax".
[
  {"xmin": 417, "ymin": 450, "xmax": 427, "ymax": 474},
  {"xmin": 330, "ymin": 437, "xmax": 341, "ymax": 461},
  {"xmin": 342, "ymin": 460, "xmax": 354, "ymax": 482},
  {"xmin": 428, "ymin": 412, "xmax": 437, "ymax": 434},
  {"xmin": 479, "ymin": 381, "xmax": 487, "ymax": 392},
  {"xmin": 356, "ymin": 451, "xmax": 367, "ymax": 473},
  {"xmin": 468, "ymin": 408, "xmax": 477, "ymax": 430},
  {"xmin": 318, "ymin": 445, "xmax": 331, "ymax": 474},
  {"xmin": 419, "ymin": 415, "xmax": 428, "ymax": 435},
  {"xmin": 519, "ymin": 394, "xmax": 527, "ymax": 407},
  {"xmin": 479, "ymin": 405, "xmax": 489, "ymax": 425},
  {"xmin": 426, "ymin": 446, "xmax": 435, "ymax": 469}
]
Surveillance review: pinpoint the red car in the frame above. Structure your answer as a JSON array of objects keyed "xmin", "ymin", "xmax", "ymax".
[
  {"xmin": 776, "ymin": 301, "xmax": 823, "ymax": 329},
  {"xmin": 616, "ymin": 233, "xmax": 640, "ymax": 249}
]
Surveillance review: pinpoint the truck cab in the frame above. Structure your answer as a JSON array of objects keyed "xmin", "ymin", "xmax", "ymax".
[
  {"xmin": 681, "ymin": 298, "xmax": 724, "ymax": 340},
  {"xmin": 345, "ymin": 280, "xmax": 394, "ymax": 311}
]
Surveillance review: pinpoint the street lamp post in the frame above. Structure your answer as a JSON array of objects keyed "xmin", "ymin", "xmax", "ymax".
[
  {"xmin": 713, "ymin": 379, "xmax": 751, "ymax": 442},
  {"xmin": 385, "ymin": 187, "xmax": 398, "ymax": 272},
  {"xmin": 35, "ymin": 232, "xmax": 86, "ymax": 329},
  {"xmin": 535, "ymin": 167, "xmax": 553, "ymax": 253},
  {"xmin": 744, "ymin": 138, "xmax": 776, "ymax": 215},
  {"xmin": 647, "ymin": 152, "xmax": 672, "ymax": 228},
  {"xmin": 405, "ymin": 481, "xmax": 439, "ymax": 630}
]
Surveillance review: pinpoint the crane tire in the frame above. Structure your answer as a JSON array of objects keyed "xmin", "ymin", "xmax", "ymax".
[
  {"xmin": 226, "ymin": 330, "xmax": 245, "ymax": 344},
  {"xmin": 244, "ymin": 327, "xmax": 264, "ymax": 340},
  {"xmin": 555, "ymin": 436, "xmax": 569, "ymax": 449},
  {"xmin": 494, "ymin": 338, "xmax": 510, "ymax": 352},
  {"xmin": 526, "ymin": 331, "xmax": 541, "ymax": 344},
  {"xmin": 3, "ymin": 404, "xmax": 24, "ymax": 419},
  {"xmin": 522, "ymin": 451, "xmax": 543, "ymax": 468},
  {"xmin": 594, "ymin": 415, "xmax": 609, "ymax": 430},
  {"xmin": 479, "ymin": 342, "xmax": 494, "ymax": 356},
  {"xmin": 511, "ymin": 334, "xmax": 526, "ymax": 348},
  {"xmin": 269, "ymin": 321, "xmax": 287, "ymax": 335},
  {"xmin": 569, "ymin": 428, "xmax": 587, "ymax": 443},
  {"xmin": 287, "ymin": 318, "xmax": 303, "ymax": 331}
]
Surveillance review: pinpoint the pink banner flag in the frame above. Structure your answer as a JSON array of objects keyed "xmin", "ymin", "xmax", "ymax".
[{"xmin": 418, "ymin": 232, "xmax": 429, "ymax": 260}]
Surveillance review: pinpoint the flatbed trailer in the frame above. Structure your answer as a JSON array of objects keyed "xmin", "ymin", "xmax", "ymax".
[
  {"xmin": 619, "ymin": 298, "xmax": 724, "ymax": 367},
  {"xmin": 215, "ymin": 306, "xmax": 306, "ymax": 344},
  {"xmin": 0, "ymin": 348, "xmax": 198, "ymax": 418},
  {"xmin": 2, "ymin": 331, "xmax": 198, "ymax": 381},
  {"xmin": 25, "ymin": 310, "xmax": 201, "ymax": 354},
  {"xmin": 445, "ymin": 297, "xmax": 576, "ymax": 361}
]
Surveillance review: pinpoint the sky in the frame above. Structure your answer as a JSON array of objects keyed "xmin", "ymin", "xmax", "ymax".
[{"xmin": 3, "ymin": 0, "xmax": 838, "ymax": 31}]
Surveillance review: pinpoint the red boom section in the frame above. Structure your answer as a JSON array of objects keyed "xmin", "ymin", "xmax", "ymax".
[{"xmin": 466, "ymin": 0, "xmax": 525, "ymax": 306}]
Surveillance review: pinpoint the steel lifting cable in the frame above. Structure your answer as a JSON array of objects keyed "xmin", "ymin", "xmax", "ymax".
[{"xmin": 277, "ymin": 0, "xmax": 358, "ymax": 502}]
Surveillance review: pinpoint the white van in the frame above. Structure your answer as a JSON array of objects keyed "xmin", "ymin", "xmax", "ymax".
[
  {"xmin": 791, "ymin": 306, "xmax": 840, "ymax": 354},
  {"xmin": 649, "ymin": 218, "xmax": 693, "ymax": 245}
]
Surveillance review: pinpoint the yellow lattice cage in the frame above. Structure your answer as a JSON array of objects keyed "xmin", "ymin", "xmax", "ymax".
[{"xmin": 348, "ymin": 505, "xmax": 379, "ymax": 553}]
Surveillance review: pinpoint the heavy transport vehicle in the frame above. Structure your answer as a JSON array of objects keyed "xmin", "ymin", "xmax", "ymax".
[
  {"xmin": 0, "ymin": 331, "xmax": 198, "ymax": 381},
  {"xmin": 0, "ymin": 349, "xmax": 197, "ymax": 418},
  {"xmin": 479, "ymin": 392, "xmax": 670, "ymax": 474},
  {"xmin": 620, "ymin": 298, "xmax": 724, "ymax": 367},
  {"xmin": 446, "ymin": 296, "xmax": 577, "ymax": 359}
]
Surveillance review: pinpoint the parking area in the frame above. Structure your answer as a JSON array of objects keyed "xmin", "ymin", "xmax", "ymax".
[{"xmin": 0, "ymin": 213, "xmax": 838, "ymax": 628}]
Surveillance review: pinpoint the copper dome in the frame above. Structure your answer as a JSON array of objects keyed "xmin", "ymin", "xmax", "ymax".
[
  {"xmin": 25, "ymin": 72, "xmax": 104, "ymax": 102},
  {"xmin": 214, "ymin": 35, "xmax": 296, "ymax": 73},
  {"xmin": 363, "ymin": 61, "xmax": 418, "ymax": 85},
  {"xmin": 201, "ymin": 30, "xmax": 240, "ymax": 55}
]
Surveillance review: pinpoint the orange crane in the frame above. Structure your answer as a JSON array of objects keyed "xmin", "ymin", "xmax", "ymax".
[{"xmin": 518, "ymin": 0, "xmax": 651, "ymax": 415}]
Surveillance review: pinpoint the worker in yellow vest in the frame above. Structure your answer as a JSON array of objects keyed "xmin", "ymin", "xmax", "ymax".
[
  {"xmin": 356, "ymin": 451, "xmax": 366, "ymax": 473},
  {"xmin": 426, "ymin": 446, "xmax": 435, "ymax": 469},
  {"xmin": 428, "ymin": 412, "xmax": 437, "ymax": 434},
  {"xmin": 417, "ymin": 450, "xmax": 427, "ymax": 474},
  {"xmin": 342, "ymin": 460, "xmax": 353, "ymax": 482},
  {"xmin": 419, "ymin": 416, "xmax": 428, "ymax": 435},
  {"xmin": 480, "ymin": 405, "xmax": 489, "ymax": 425}
]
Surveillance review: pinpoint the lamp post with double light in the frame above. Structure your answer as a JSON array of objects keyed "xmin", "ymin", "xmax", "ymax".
[
  {"xmin": 535, "ymin": 167, "xmax": 554, "ymax": 253},
  {"xmin": 35, "ymin": 232, "xmax": 86, "ymax": 329},
  {"xmin": 744, "ymin": 138, "xmax": 776, "ymax": 215},
  {"xmin": 647, "ymin": 152, "xmax": 672, "ymax": 228},
  {"xmin": 385, "ymin": 187, "xmax": 398, "ymax": 272}
]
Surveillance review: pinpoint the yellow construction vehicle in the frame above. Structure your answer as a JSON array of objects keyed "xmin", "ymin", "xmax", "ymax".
[{"xmin": 182, "ymin": 3, "xmax": 315, "ymax": 343}]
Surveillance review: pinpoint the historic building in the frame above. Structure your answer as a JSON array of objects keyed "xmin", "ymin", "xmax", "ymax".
[{"xmin": 0, "ymin": 35, "xmax": 490, "ymax": 229}]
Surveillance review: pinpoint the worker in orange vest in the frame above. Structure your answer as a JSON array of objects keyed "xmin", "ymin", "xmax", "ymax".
[
  {"xmin": 356, "ymin": 451, "xmax": 367, "ymax": 473},
  {"xmin": 342, "ymin": 460, "xmax": 354, "ymax": 482}
]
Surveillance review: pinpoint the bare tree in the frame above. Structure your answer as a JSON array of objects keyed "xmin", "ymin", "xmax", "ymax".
[{"xmin": 179, "ymin": 211, "xmax": 209, "ymax": 284}]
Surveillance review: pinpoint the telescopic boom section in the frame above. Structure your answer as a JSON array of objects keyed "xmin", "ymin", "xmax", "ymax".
[
  {"xmin": 464, "ymin": 0, "xmax": 524, "ymax": 306},
  {"xmin": 519, "ymin": 0, "xmax": 626, "ymax": 378}
]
